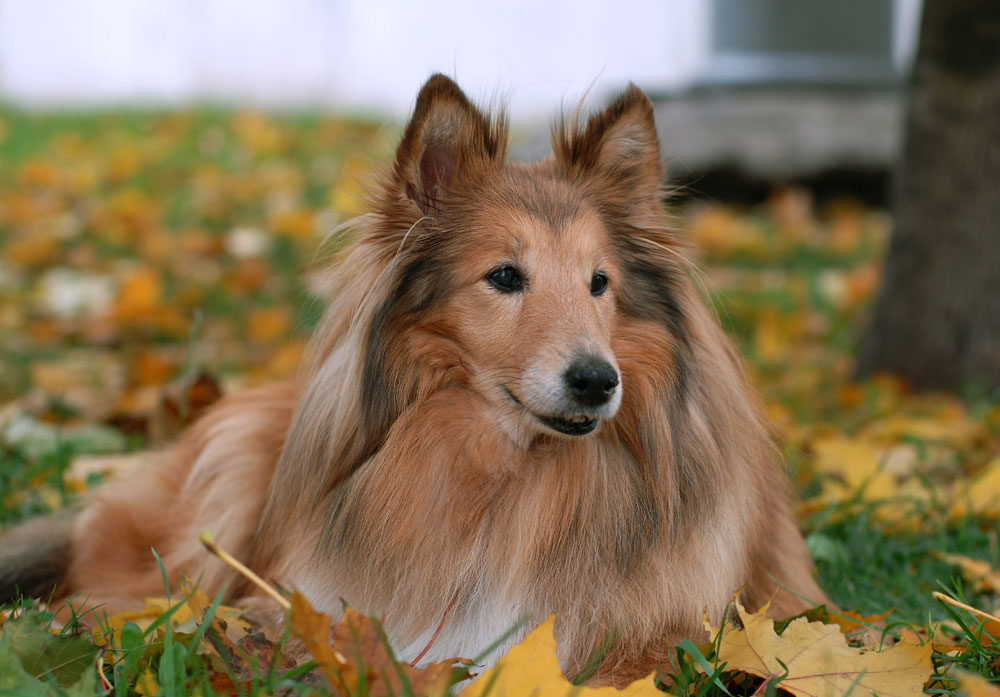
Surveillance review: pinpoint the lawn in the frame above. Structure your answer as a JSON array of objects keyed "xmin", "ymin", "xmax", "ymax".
[{"xmin": 1, "ymin": 106, "xmax": 999, "ymax": 696}]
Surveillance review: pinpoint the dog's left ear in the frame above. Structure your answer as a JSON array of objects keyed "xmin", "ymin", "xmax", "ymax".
[
  {"xmin": 553, "ymin": 84, "xmax": 664, "ymax": 208},
  {"xmin": 394, "ymin": 74, "xmax": 507, "ymax": 214}
]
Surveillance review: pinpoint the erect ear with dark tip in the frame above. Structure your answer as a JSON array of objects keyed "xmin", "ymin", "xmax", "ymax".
[
  {"xmin": 553, "ymin": 83, "xmax": 664, "ymax": 207},
  {"xmin": 394, "ymin": 74, "xmax": 508, "ymax": 213}
]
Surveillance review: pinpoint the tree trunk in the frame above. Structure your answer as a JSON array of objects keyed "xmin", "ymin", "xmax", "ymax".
[{"xmin": 856, "ymin": 0, "xmax": 1000, "ymax": 393}]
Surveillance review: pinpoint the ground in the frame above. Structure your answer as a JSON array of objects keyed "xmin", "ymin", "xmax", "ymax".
[{"xmin": 0, "ymin": 107, "xmax": 999, "ymax": 696}]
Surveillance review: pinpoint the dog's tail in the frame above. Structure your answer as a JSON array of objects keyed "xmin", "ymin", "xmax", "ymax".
[{"xmin": 0, "ymin": 513, "xmax": 73, "ymax": 604}]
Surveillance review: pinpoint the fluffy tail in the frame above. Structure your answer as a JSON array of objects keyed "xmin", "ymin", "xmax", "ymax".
[{"xmin": 0, "ymin": 514, "xmax": 74, "ymax": 604}]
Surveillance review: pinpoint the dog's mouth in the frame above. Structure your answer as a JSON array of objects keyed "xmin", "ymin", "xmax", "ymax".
[
  {"xmin": 502, "ymin": 387, "xmax": 599, "ymax": 437},
  {"xmin": 539, "ymin": 414, "xmax": 598, "ymax": 436}
]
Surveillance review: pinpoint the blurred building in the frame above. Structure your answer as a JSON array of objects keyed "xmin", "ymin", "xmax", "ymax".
[{"xmin": 0, "ymin": 0, "xmax": 923, "ymax": 200}]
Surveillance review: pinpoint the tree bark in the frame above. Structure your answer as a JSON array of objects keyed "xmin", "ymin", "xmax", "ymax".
[{"xmin": 856, "ymin": 0, "xmax": 1000, "ymax": 393}]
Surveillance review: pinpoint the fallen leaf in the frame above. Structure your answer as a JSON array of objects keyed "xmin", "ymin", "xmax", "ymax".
[
  {"xmin": 958, "ymin": 457, "xmax": 1000, "ymax": 516},
  {"xmin": 955, "ymin": 671, "xmax": 1000, "ymax": 697},
  {"xmin": 270, "ymin": 209, "xmax": 315, "ymax": 241},
  {"xmin": 810, "ymin": 435, "xmax": 898, "ymax": 500},
  {"xmin": 0, "ymin": 609, "xmax": 100, "ymax": 688},
  {"xmin": 111, "ymin": 267, "xmax": 164, "ymax": 322},
  {"xmin": 150, "ymin": 371, "xmax": 224, "ymax": 443},
  {"xmin": 460, "ymin": 616, "xmax": 663, "ymax": 697},
  {"xmin": 200, "ymin": 612, "xmax": 293, "ymax": 691},
  {"xmin": 98, "ymin": 588, "xmax": 244, "ymax": 645},
  {"xmin": 829, "ymin": 608, "xmax": 894, "ymax": 636},
  {"xmin": 0, "ymin": 636, "xmax": 99, "ymax": 696},
  {"xmin": 706, "ymin": 597, "xmax": 933, "ymax": 697},
  {"xmin": 130, "ymin": 348, "xmax": 178, "ymax": 387},
  {"xmin": 290, "ymin": 591, "xmax": 461, "ymax": 697},
  {"xmin": 247, "ymin": 306, "xmax": 292, "ymax": 343},
  {"xmin": 933, "ymin": 552, "xmax": 1000, "ymax": 596},
  {"xmin": 135, "ymin": 668, "xmax": 161, "ymax": 696},
  {"xmin": 289, "ymin": 591, "xmax": 347, "ymax": 685}
]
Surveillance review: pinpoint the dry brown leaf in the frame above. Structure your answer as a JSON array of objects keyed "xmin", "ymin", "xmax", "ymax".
[
  {"xmin": 204, "ymin": 615, "xmax": 294, "ymax": 688},
  {"xmin": 289, "ymin": 591, "xmax": 459, "ymax": 697},
  {"xmin": 289, "ymin": 591, "xmax": 347, "ymax": 685},
  {"xmin": 829, "ymin": 608, "xmax": 894, "ymax": 636},
  {"xmin": 706, "ymin": 597, "xmax": 933, "ymax": 697}
]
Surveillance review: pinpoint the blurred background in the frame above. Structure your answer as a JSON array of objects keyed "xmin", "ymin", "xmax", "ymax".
[
  {"xmin": 1, "ymin": 0, "xmax": 924, "ymax": 200},
  {"xmin": 2, "ymin": 0, "xmax": 1000, "ymax": 628}
]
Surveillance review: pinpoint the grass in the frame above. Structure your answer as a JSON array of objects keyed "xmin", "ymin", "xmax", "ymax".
[
  {"xmin": 808, "ymin": 500, "xmax": 1000, "ymax": 623},
  {"xmin": 1, "ymin": 106, "xmax": 999, "ymax": 695}
]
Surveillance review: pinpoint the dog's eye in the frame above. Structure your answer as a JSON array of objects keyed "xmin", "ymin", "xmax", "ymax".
[
  {"xmin": 590, "ymin": 271, "xmax": 609, "ymax": 296},
  {"xmin": 486, "ymin": 265, "xmax": 525, "ymax": 293}
]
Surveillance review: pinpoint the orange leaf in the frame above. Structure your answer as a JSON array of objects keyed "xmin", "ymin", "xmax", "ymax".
[
  {"xmin": 289, "ymin": 592, "xmax": 462, "ymax": 696},
  {"xmin": 112, "ymin": 268, "xmax": 163, "ymax": 322},
  {"xmin": 247, "ymin": 307, "xmax": 292, "ymax": 344}
]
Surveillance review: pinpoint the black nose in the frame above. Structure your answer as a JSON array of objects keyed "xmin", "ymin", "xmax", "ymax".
[{"xmin": 564, "ymin": 357, "xmax": 619, "ymax": 407}]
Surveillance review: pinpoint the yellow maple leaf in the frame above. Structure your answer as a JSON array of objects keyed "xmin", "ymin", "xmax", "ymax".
[
  {"xmin": 460, "ymin": 616, "xmax": 663, "ymax": 697},
  {"xmin": 706, "ymin": 598, "xmax": 932, "ymax": 697}
]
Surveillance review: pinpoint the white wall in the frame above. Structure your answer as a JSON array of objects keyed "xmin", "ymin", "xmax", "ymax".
[
  {"xmin": 0, "ymin": 1, "xmax": 923, "ymax": 119},
  {"xmin": 0, "ymin": 0, "xmax": 708, "ymax": 119}
]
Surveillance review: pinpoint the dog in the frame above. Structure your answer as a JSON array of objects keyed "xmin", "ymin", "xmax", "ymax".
[{"xmin": 0, "ymin": 75, "xmax": 826, "ymax": 685}]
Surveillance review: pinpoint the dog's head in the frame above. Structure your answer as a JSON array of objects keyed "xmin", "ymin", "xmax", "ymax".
[{"xmin": 361, "ymin": 75, "xmax": 681, "ymax": 448}]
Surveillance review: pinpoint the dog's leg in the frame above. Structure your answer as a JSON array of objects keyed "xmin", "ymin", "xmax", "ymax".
[
  {"xmin": 0, "ymin": 512, "xmax": 74, "ymax": 604},
  {"xmin": 746, "ymin": 498, "xmax": 829, "ymax": 617},
  {"xmin": 61, "ymin": 381, "xmax": 296, "ymax": 618},
  {"xmin": 61, "ymin": 453, "xmax": 191, "ymax": 616}
]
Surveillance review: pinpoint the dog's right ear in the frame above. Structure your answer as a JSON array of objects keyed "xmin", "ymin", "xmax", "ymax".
[
  {"xmin": 553, "ymin": 83, "xmax": 663, "ymax": 213},
  {"xmin": 394, "ymin": 74, "xmax": 507, "ymax": 214}
]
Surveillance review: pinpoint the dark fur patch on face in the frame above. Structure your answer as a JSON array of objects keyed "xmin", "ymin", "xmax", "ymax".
[
  {"xmin": 360, "ymin": 235, "xmax": 456, "ymax": 460},
  {"xmin": 609, "ymin": 230, "xmax": 689, "ymax": 348},
  {"xmin": 608, "ymin": 227, "xmax": 710, "ymax": 540}
]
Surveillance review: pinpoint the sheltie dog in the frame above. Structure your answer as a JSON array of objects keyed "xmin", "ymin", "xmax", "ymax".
[{"xmin": 0, "ymin": 75, "xmax": 826, "ymax": 684}]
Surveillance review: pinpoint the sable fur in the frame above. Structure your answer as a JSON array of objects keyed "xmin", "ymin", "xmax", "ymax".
[{"xmin": 0, "ymin": 75, "xmax": 826, "ymax": 685}]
